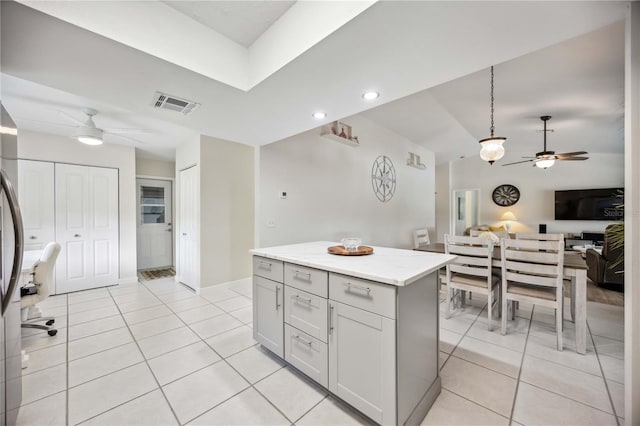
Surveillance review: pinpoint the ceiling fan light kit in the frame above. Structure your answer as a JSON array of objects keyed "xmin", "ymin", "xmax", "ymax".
[
  {"xmin": 479, "ymin": 66, "xmax": 507, "ymax": 165},
  {"xmin": 75, "ymin": 126, "xmax": 103, "ymax": 145}
]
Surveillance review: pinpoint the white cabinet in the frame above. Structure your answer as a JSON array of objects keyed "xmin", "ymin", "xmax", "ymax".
[
  {"xmin": 18, "ymin": 160, "xmax": 54, "ymax": 251},
  {"xmin": 252, "ymin": 251, "xmax": 441, "ymax": 426},
  {"xmin": 328, "ymin": 300, "xmax": 396, "ymax": 425},
  {"xmin": 177, "ymin": 166, "xmax": 199, "ymax": 289},
  {"xmin": 253, "ymin": 275, "xmax": 284, "ymax": 358},
  {"xmin": 55, "ymin": 163, "xmax": 118, "ymax": 293}
]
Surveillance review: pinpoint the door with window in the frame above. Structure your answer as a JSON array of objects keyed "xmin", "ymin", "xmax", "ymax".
[{"xmin": 136, "ymin": 178, "xmax": 173, "ymax": 270}]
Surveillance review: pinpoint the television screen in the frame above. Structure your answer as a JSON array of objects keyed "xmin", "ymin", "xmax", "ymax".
[{"xmin": 554, "ymin": 188, "xmax": 623, "ymax": 221}]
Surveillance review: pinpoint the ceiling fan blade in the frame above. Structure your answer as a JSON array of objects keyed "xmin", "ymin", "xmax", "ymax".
[
  {"xmin": 558, "ymin": 157, "xmax": 589, "ymax": 161},
  {"xmin": 107, "ymin": 133, "xmax": 148, "ymax": 145},
  {"xmin": 501, "ymin": 159, "xmax": 535, "ymax": 166},
  {"xmin": 106, "ymin": 128, "xmax": 155, "ymax": 135},
  {"xmin": 15, "ymin": 117, "xmax": 76, "ymax": 128},
  {"xmin": 555, "ymin": 151, "xmax": 588, "ymax": 157},
  {"xmin": 55, "ymin": 109, "xmax": 86, "ymax": 125}
]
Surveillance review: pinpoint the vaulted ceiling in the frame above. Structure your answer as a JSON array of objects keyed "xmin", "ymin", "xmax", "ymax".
[{"xmin": 0, "ymin": 1, "xmax": 626, "ymax": 162}]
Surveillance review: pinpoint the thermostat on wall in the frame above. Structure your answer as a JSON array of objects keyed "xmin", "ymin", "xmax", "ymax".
[{"xmin": 280, "ymin": 191, "xmax": 287, "ymax": 199}]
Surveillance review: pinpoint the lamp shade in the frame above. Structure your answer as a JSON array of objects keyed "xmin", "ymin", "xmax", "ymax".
[
  {"xmin": 501, "ymin": 211, "xmax": 517, "ymax": 221},
  {"xmin": 479, "ymin": 137, "xmax": 506, "ymax": 164}
]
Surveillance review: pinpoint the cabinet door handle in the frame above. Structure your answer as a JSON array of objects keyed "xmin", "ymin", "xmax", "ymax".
[
  {"xmin": 329, "ymin": 304, "xmax": 334, "ymax": 335},
  {"xmin": 294, "ymin": 270, "xmax": 311, "ymax": 280},
  {"xmin": 275, "ymin": 286, "xmax": 280, "ymax": 310},
  {"xmin": 74, "ymin": 234, "xmax": 81, "ymax": 238},
  {"xmin": 259, "ymin": 261, "xmax": 272, "ymax": 270},
  {"xmin": 295, "ymin": 294, "xmax": 313, "ymax": 304},
  {"xmin": 344, "ymin": 282, "xmax": 371, "ymax": 295},
  {"xmin": 294, "ymin": 334, "xmax": 313, "ymax": 347}
]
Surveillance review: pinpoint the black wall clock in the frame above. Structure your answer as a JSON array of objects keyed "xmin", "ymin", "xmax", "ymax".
[{"xmin": 492, "ymin": 184, "xmax": 520, "ymax": 206}]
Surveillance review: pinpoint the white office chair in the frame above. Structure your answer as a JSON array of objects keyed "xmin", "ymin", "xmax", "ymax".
[
  {"xmin": 21, "ymin": 242, "xmax": 61, "ymax": 337},
  {"xmin": 413, "ymin": 228, "xmax": 430, "ymax": 249}
]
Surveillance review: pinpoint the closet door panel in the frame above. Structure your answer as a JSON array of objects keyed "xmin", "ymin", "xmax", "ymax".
[
  {"xmin": 18, "ymin": 160, "xmax": 55, "ymax": 251},
  {"xmin": 56, "ymin": 164, "xmax": 119, "ymax": 293},
  {"xmin": 89, "ymin": 167, "xmax": 119, "ymax": 284}
]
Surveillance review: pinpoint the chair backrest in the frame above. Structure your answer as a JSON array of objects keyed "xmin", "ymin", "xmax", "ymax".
[
  {"xmin": 501, "ymin": 238, "xmax": 564, "ymax": 290},
  {"xmin": 33, "ymin": 242, "xmax": 61, "ymax": 300},
  {"xmin": 516, "ymin": 233, "xmax": 564, "ymax": 241},
  {"xmin": 444, "ymin": 234, "xmax": 494, "ymax": 281},
  {"xmin": 414, "ymin": 228, "xmax": 430, "ymax": 249}
]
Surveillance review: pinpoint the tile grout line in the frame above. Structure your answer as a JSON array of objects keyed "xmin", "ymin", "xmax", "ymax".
[
  {"xmin": 588, "ymin": 320, "xmax": 622, "ymax": 425},
  {"xmin": 65, "ymin": 294, "xmax": 70, "ymax": 426},
  {"xmin": 508, "ymin": 304, "xmax": 535, "ymax": 424},
  {"xmin": 139, "ymin": 279, "xmax": 296, "ymax": 425},
  {"xmin": 102, "ymin": 282, "xmax": 183, "ymax": 426},
  {"xmin": 167, "ymin": 287, "xmax": 298, "ymax": 425}
]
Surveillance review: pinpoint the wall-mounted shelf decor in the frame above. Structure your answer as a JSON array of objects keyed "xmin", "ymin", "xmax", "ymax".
[
  {"xmin": 320, "ymin": 121, "xmax": 359, "ymax": 147},
  {"xmin": 407, "ymin": 152, "xmax": 426, "ymax": 169}
]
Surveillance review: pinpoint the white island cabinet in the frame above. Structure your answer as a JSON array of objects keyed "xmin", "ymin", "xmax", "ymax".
[{"xmin": 251, "ymin": 241, "xmax": 456, "ymax": 426}]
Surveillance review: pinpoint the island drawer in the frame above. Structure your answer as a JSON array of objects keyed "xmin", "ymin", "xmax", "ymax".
[
  {"xmin": 253, "ymin": 256, "xmax": 284, "ymax": 282},
  {"xmin": 284, "ymin": 324, "xmax": 328, "ymax": 388},
  {"xmin": 284, "ymin": 286, "xmax": 328, "ymax": 342},
  {"xmin": 284, "ymin": 263, "xmax": 328, "ymax": 298},
  {"xmin": 329, "ymin": 273, "xmax": 396, "ymax": 319}
]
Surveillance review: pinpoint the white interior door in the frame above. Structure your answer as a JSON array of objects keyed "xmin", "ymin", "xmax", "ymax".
[
  {"xmin": 178, "ymin": 166, "xmax": 199, "ymax": 289},
  {"xmin": 56, "ymin": 164, "xmax": 118, "ymax": 293},
  {"xmin": 136, "ymin": 178, "xmax": 173, "ymax": 270},
  {"xmin": 18, "ymin": 160, "xmax": 55, "ymax": 251}
]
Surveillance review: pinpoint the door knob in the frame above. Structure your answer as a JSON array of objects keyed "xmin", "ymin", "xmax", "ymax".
[
  {"xmin": 29, "ymin": 236, "xmax": 36, "ymax": 240},
  {"xmin": 182, "ymin": 233, "xmax": 187, "ymax": 236},
  {"xmin": 167, "ymin": 229, "xmax": 172, "ymax": 232},
  {"xmin": 74, "ymin": 234, "xmax": 81, "ymax": 238}
]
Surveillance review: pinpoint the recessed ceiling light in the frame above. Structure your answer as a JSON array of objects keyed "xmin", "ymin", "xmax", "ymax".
[
  {"xmin": 312, "ymin": 112, "xmax": 327, "ymax": 119},
  {"xmin": 362, "ymin": 91, "xmax": 380, "ymax": 101}
]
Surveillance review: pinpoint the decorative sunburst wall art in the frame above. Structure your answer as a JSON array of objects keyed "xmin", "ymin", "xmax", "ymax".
[{"xmin": 371, "ymin": 155, "xmax": 396, "ymax": 202}]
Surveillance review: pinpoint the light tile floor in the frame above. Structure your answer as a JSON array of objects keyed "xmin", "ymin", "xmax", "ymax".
[{"xmin": 17, "ymin": 278, "xmax": 624, "ymax": 425}]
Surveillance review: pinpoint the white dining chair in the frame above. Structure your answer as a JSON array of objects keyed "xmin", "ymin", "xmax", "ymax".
[
  {"xmin": 445, "ymin": 234, "xmax": 500, "ymax": 331},
  {"xmin": 413, "ymin": 228, "xmax": 430, "ymax": 249},
  {"xmin": 501, "ymin": 238, "xmax": 565, "ymax": 350}
]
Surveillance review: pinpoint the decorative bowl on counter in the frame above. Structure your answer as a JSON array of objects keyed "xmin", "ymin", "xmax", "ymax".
[{"xmin": 340, "ymin": 237, "xmax": 362, "ymax": 251}]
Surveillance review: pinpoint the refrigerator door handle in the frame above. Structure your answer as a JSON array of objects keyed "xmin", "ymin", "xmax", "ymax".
[{"xmin": 1, "ymin": 169, "xmax": 24, "ymax": 315}]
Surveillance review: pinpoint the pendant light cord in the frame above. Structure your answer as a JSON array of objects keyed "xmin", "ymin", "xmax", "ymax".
[{"xmin": 490, "ymin": 66, "xmax": 495, "ymax": 137}]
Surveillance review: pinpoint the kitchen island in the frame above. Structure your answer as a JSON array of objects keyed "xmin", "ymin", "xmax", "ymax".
[{"xmin": 250, "ymin": 241, "xmax": 455, "ymax": 425}]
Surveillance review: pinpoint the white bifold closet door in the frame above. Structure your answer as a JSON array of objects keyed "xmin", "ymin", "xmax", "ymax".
[
  {"xmin": 55, "ymin": 163, "xmax": 119, "ymax": 293},
  {"xmin": 18, "ymin": 160, "xmax": 55, "ymax": 251}
]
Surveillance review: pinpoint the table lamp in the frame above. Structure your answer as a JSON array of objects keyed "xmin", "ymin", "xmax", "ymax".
[{"xmin": 500, "ymin": 211, "xmax": 517, "ymax": 233}]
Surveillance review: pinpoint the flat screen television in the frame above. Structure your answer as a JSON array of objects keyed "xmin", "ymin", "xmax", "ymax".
[{"xmin": 554, "ymin": 188, "xmax": 623, "ymax": 221}]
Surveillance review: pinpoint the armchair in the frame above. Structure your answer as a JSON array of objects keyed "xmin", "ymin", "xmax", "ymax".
[
  {"xmin": 21, "ymin": 242, "xmax": 61, "ymax": 336},
  {"xmin": 586, "ymin": 225, "xmax": 623, "ymax": 291}
]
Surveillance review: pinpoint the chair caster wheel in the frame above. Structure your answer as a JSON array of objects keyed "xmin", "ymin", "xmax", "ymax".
[
  {"xmin": 47, "ymin": 329, "xmax": 58, "ymax": 336},
  {"xmin": 46, "ymin": 320, "xmax": 55, "ymax": 326}
]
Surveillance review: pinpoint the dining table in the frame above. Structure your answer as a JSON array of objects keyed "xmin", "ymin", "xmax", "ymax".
[{"xmin": 416, "ymin": 243, "xmax": 589, "ymax": 355}]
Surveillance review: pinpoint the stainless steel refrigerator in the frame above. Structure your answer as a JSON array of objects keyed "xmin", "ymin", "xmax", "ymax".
[{"xmin": 0, "ymin": 103, "xmax": 24, "ymax": 426}]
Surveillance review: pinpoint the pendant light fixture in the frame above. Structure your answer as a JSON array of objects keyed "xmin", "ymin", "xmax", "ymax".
[{"xmin": 478, "ymin": 66, "xmax": 506, "ymax": 165}]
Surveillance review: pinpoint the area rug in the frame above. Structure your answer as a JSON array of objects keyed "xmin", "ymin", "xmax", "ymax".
[
  {"xmin": 565, "ymin": 278, "xmax": 624, "ymax": 307},
  {"xmin": 139, "ymin": 267, "xmax": 175, "ymax": 281}
]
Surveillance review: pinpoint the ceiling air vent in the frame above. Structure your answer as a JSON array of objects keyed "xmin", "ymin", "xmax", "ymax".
[{"xmin": 152, "ymin": 92, "xmax": 200, "ymax": 115}]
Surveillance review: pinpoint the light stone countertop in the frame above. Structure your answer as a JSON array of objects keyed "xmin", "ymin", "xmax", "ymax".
[{"xmin": 250, "ymin": 241, "xmax": 456, "ymax": 286}]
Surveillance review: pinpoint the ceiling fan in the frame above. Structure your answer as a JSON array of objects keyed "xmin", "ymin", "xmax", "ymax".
[
  {"xmin": 502, "ymin": 115, "xmax": 588, "ymax": 169},
  {"xmin": 21, "ymin": 108, "xmax": 150, "ymax": 146},
  {"xmin": 61, "ymin": 108, "xmax": 150, "ymax": 146}
]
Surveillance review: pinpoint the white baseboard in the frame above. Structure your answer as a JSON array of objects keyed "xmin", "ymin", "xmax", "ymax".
[{"xmin": 119, "ymin": 276, "xmax": 139, "ymax": 285}]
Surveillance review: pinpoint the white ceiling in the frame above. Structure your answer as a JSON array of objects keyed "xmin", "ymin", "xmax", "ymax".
[
  {"xmin": 0, "ymin": 1, "xmax": 627, "ymax": 162},
  {"xmin": 163, "ymin": 1, "xmax": 296, "ymax": 48}
]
